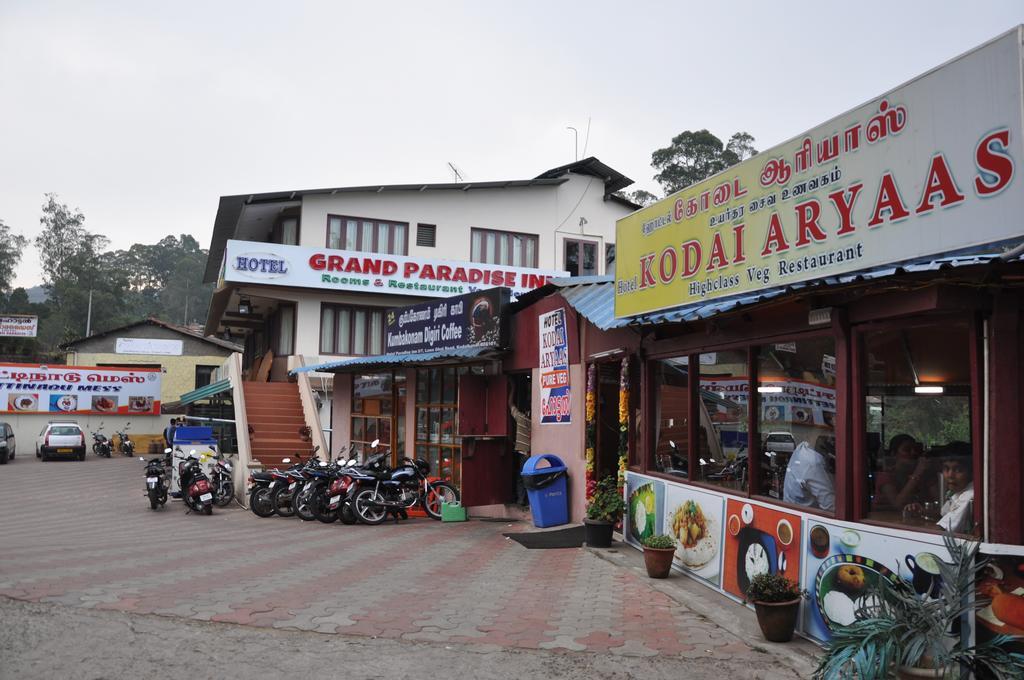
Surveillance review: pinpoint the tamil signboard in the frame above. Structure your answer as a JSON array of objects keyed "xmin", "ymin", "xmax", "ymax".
[
  {"xmin": 539, "ymin": 308, "xmax": 571, "ymax": 424},
  {"xmin": 0, "ymin": 363, "xmax": 162, "ymax": 415},
  {"xmin": 385, "ymin": 288, "xmax": 509, "ymax": 354},
  {"xmin": 223, "ymin": 240, "xmax": 567, "ymax": 299},
  {"xmin": 0, "ymin": 315, "xmax": 38, "ymax": 338},
  {"xmin": 115, "ymin": 338, "xmax": 184, "ymax": 356},
  {"xmin": 615, "ymin": 28, "xmax": 1024, "ymax": 318}
]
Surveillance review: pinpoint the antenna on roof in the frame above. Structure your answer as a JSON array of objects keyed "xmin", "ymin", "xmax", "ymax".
[{"xmin": 447, "ymin": 162, "xmax": 464, "ymax": 183}]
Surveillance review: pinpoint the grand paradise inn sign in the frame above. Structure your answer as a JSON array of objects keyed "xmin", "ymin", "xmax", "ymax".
[
  {"xmin": 614, "ymin": 28, "xmax": 1024, "ymax": 318},
  {"xmin": 221, "ymin": 240, "xmax": 568, "ymax": 299}
]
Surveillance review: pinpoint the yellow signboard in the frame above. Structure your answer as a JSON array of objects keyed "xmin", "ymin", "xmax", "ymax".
[{"xmin": 614, "ymin": 29, "xmax": 1024, "ymax": 319}]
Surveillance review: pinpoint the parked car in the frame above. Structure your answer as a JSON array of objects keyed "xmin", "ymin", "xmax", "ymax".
[
  {"xmin": 0, "ymin": 422, "xmax": 15, "ymax": 464},
  {"xmin": 764, "ymin": 431, "xmax": 796, "ymax": 454},
  {"xmin": 36, "ymin": 422, "xmax": 87, "ymax": 461}
]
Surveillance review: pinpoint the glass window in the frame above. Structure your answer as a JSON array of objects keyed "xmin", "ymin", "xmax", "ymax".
[
  {"xmin": 564, "ymin": 239, "xmax": 598, "ymax": 277},
  {"xmin": 345, "ymin": 219, "xmax": 358, "ymax": 250},
  {"xmin": 320, "ymin": 307, "xmax": 335, "ymax": 352},
  {"xmin": 279, "ymin": 218, "xmax": 298, "ymax": 245},
  {"xmin": 328, "ymin": 217, "xmax": 342, "ymax": 249},
  {"xmin": 862, "ymin": 322, "xmax": 974, "ymax": 534},
  {"xmin": 757, "ymin": 337, "xmax": 836, "ymax": 511},
  {"xmin": 352, "ymin": 372, "xmax": 394, "ymax": 459},
  {"xmin": 277, "ymin": 305, "xmax": 294, "ymax": 356},
  {"xmin": 470, "ymin": 228, "xmax": 539, "ymax": 268},
  {"xmin": 321, "ymin": 304, "xmax": 386, "ymax": 355},
  {"xmin": 194, "ymin": 365, "xmax": 217, "ymax": 389},
  {"xmin": 697, "ymin": 350, "xmax": 749, "ymax": 491},
  {"xmin": 652, "ymin": 357, "xmax": 690, "ymax": 478},
  {"xmin": 326, "ymin": 214, "xmax": 408, "ymax": 254}
]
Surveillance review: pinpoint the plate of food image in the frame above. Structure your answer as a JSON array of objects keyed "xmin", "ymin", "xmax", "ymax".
[
  {"xmin": 629, "ymin": 483, "xmax": 657, "ymax": 543},
  {"xmin": 128, "ymin": 396, "xmax": 153, "ymax": 412},
  {"xmin": 92, "ymin": 396, "xmax": 117, "ymax": 412},
  {"xmin": 51, "ymin": 395, "xmax": 78, "ymax": 412},
  {"xmin": 10, "ymin": 394, "xmax": 37, "ymax": 411},
  {"xmin": 815, "ymin": 554, "xmax": 897, "ymax": 629},
  {"xmin": 670, "ymin": 499, "xmax": 718, "ymax": 568}
]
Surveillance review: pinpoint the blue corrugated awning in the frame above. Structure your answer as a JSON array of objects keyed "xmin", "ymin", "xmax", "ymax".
[
  {"xmin": 291, "ymin": 346, "xmax": 501, "ymax": 375},
  {"xmin": 178, "ymin": 379, "xmax": 232, "ymax": 405}
]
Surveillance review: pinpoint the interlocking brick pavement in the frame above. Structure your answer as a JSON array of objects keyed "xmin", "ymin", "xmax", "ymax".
[{"xmin": 0, "ymin": 454, "xmax": 809, "ymax": 676}]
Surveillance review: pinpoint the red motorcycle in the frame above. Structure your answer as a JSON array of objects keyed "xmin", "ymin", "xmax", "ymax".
[{"xmin": 179, "ymin": 452, "xmax": 214, "ymax": 515}]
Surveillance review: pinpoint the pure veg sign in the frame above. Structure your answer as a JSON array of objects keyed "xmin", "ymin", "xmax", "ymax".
[
  {"xmin": 614, "ymin": 29, "xmax": 1024, "ymax": 318},
  {"xmin": 223, "ymin": 240, "xmax": 567, "ymax": 299}
]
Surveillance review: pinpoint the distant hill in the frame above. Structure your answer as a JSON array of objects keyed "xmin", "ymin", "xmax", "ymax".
[{"xmin": 26, "ymin": 286, "xmax": 48, "ymax": 303}]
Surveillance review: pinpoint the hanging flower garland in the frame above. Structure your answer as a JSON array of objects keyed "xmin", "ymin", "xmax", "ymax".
[
  {"xmin": 617, "ymin": 357, "xmax": 629, "ymax": 492},
  {"xmin": 584, "ymin": 363, "xmax": 597, "ymax": 501}
]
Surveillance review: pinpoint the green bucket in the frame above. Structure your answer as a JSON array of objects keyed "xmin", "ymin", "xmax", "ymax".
[{"xmin": 441, "ymin": 501, "xmax": 468, "ymax": 522}]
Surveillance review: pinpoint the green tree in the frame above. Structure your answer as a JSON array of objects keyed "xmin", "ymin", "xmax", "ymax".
[
  {"xmin": 34, "ymin": 194, "xmax": 87, "ymax": 284},
  {"xmin": 618, "ymin": 189, "xmax": 659, "ymax": 208},
  {"xmin": 0, "ymin": 219, "xmax": 28, "ymax": 297},
  {"xmin": 651, "ymin": 129, "xmax": 758, "ymax": 195}
]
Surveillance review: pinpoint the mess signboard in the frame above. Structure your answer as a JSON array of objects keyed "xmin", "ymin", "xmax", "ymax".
[
  {"xmin": 385, "ymin": 287, "xmax": 510, "ymax": 354},
  {"xmin": 615, "ymin": 28, "xmax": 1024, "ymax": 318},
  {"xmin": 0, "ymin": 363, "xmax": 162, "ymax": 415}
]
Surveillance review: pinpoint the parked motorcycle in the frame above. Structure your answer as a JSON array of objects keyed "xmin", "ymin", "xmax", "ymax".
[
  {"xmin": 116, "ymin": 424, "xmax": 135, "ymax": 456},
  {"xmin": 178, "ymin": 449, "xmax": 214, "ymax": 515},
  {"xmin": 352, "ymin": 444, "xmax": 459, "ymax": 525},
  {"xmin": 141, "ymin": 449, "xmax": 170, "ymax": 510},
  {"xmin": 210, "ymin": 454, "xmax": 234, "ymax": 507},
  {"xmin": 268, "ymin": 446, "xmax": 321, "ymax": 518},
  {"xmin": 92, "ymin": 425, "xmax": 112, "ymax": 458}
]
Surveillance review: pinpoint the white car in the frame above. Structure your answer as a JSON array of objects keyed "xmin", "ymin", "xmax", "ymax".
[
  {"xmin": 36, "ymin": 422, "xmax": 87, "ymax": 461},
  {"xmin": 764, "ymin": 432, "xmax": 796, "ymax": 455}
]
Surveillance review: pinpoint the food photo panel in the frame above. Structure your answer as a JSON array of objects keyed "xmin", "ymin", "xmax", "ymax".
[
  {"xmin": 721, "ymin": 499, "xmax": 802, "ymax": 602},
  {"xmin": 977, "ymin": 550, "xmax": 1024, "ymax": 655},
  {"xmin": 625, "ymin": 475, "xmax": 664, "ymax": 547},
  {"xmin": 663, "ymin": 483, "xmax": 725, "ymax": 586},
  {"xmin": 801, "ymin": 520, "xmax": 952, "ymax": 643}
]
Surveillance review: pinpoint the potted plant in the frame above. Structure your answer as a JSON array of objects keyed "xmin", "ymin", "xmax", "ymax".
[
  {"xmin": 641, "ymin": 534, "xmax": 676, "ymax": 578},
  {"xmin": 746, "ymin": 572, "xmax": 804, "ymax": 643},
  {"xmin": 584, "ymin": 476, "xmax": 624, "ymax": 548},
  {"xmin": 814, "ymin": 533, "xmax": 1024, "ymax": 679}
]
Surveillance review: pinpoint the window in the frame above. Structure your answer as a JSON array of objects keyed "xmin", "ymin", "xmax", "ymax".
[
  {"xmin": 756, "ymin": 337, "xmax": 836, "ymax": 511},
  {"xmin": 416, "ymin": 223, "xmax": 436, "ymax": 247},
  {"xmin": 352, "ymin": 372, "xmax": 403, "ymax": 459},
  {"xmin": 273, "ymin": 304, "xmax": 295, "ymax": 356},
  {"xmin": 564, "ymin": 239, "xmax": 598, "ymax": 277},
  {"xmin": 327, "ymin": 215, "xmax": 408, "ymax": 255},
  {"xmin": 274, "ymin": 216, "xmax": 299, "ymax": 245},
  {"xmin": 320, "ymin": 304, "xmax": 386, "ymax": 356},
  {"xmin": 697, "ymin": 350, "xmax": 749, "ymax": 492},
  {"xmin": 862, "ymin": 321, "xmax": 975, "ymax": 534},
  {"xmin": 652, "ymin": 357, "xmax": 690, "ymax": 478},
  {"xmin": 194, "ymin": 365, "xmax": 217, "ymax": 389},
  {"xmin": 470, "ymin": 228, "xmax": 538, "ymax": 268},
  {"xmin": 414, "ymin": 366, "xmax": 481, "ymax": 489}
]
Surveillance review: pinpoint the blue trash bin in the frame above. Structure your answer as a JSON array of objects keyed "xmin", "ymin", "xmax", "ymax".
[{"xmin": 521, "ymin": 454, "xmax": 569, "ymax": 528}]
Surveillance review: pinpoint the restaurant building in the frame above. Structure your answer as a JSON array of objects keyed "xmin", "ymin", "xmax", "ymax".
[
  {"xmin": 607, "ymin": 28, "xmax": 1024, "ymax": 646},
  {"xmin": 201, "ymin": 157, "xmax": 638, "ymax": 475}
]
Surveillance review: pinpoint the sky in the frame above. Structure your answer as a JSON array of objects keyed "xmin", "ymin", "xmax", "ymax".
[{"xmin": 3, "ymin": 1, "xmax": 1024, "ymax": 289}]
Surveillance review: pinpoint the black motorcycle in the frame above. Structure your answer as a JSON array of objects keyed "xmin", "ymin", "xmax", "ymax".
[
  {"xmin": 352, "ymin": 452, "xmax": 459, "ymax": 525},
  {"xmin": 116, "ymin": 424, "xmax": 135, "ymax": 457},
  {"xmin": 210, "ymin": 453, "xmax": 234, "ymax": 507},
  {"xmin": 178, "ymin": 451, "xmax": 214, "ymax": 515},
  {"xmin": 92, "ymin": 425, "xmax": 112, "ymax": 458},
  {"xmin": 141, "ymin": 449, "xmax": 170, "ymax": 510}
]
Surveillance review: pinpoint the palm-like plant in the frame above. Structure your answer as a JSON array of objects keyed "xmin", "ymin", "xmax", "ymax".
[{"xmin": 814, "ymin": 532, "xmax": 1024, "ymax": 679}]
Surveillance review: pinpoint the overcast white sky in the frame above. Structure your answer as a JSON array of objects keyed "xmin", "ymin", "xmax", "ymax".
[{"xmin": 3, "ymin": 1, "xmax": 1023, "ymax": 288}]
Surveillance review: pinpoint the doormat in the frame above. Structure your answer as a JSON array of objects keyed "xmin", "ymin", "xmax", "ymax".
[{"xmin": 503, "ymin": 525, "xmax": 584, "ymax": 549}]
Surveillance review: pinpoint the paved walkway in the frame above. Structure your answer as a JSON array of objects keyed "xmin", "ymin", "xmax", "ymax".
[{"xmin": 0, "ymin": 455, "xmax": 813, "ymax": 676}]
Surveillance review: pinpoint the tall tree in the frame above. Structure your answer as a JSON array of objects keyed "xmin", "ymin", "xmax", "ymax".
[
  {"xmin": 0, "ymin": 219, "xmax": 28, "ymax": 297},
  {"xmin": 35, "ymin": 194, "xmax": 87, "ymax": 284},
  {"xmin": 651, "ymin": 129, "xmax": 758, "ymax": 195}
]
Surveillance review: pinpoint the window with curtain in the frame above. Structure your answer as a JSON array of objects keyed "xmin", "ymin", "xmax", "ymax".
[
  {"xmin": 327, "ymin": 214, "xmax": 408, "ymax": 254},
  {"xmin": 470, "ymin": 228, "xmax": 539, "ymax": 268},
  {"xmin": 564, "ymin": 239, "xmax": 598, "ymax": 276},
  {"xmin": 319, "ymin": 304, "xmax": 386, "ymax": 355}
]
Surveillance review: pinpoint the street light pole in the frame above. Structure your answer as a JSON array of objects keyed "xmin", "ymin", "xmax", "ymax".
[{"xmin": 85, "ymin": 289, "xmax": 93, "ymax": 337}]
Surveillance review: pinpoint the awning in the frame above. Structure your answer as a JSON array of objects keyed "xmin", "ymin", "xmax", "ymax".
[
  {"xmin": 291, "ymin": 346, "xmax": 502, "ymax": 375},
  {"xmin": 178, "ymin": 379, "xmax": 233, "ymax": 405}
]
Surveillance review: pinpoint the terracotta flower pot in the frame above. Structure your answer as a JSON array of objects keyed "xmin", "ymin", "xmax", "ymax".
[
  {"xmin": 642, "ymin": 546, "xmax": 675, "ymax": 578},
  {"xmin": 752, "ymin": 598, "xmax": 801, "ymax": 642},
  {"xmin": 583, "ymin": 518, "xmax": 614, "ymax": 547}
]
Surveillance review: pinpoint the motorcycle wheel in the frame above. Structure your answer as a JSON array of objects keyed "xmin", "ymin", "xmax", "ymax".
[
  {"xmin": 203, "ymin": 503, "xmax": 212, "ymax": 516},
  {"xmin": 148, "ymin": 488, "xmax": 160, "ymax": 510},
  {"xmin": 313, "ymin": 492, "xmax": 337, "ymax": 524},
  {"xmin": 354, "ymin": 488, "xmax": 387, "ymax": 525},
  {"xmin": 423, "ymin": 482, "xmax": 460, "ymax": 520},
  {"xmin": 214, "ymin": 480, "xmax": 234, "ymax": 507},
  {"xmin": 271, "ymin": 485, "xmax": 295, "ymax": 518},
  {"xmin": 338, "ymin": 501, "xmax": 357, "ymax": 525},
  {"xmin": 250, "ymin": 487, "xmax": 276, "ymax": 518},
  {"xmin": 293, "ymin": 486, "xmax": 317, "ymax": 521}
]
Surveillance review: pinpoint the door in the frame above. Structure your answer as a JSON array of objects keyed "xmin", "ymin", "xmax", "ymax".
[{"xmin": 458, "ymin": 373, "xmax": 513, "ymax": 506}]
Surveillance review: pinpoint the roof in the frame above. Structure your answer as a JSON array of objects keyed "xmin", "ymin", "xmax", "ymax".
[
  {"xmin": 204, "ymin": 156, "xmax": 634, "ymax": 282},
  {"xmin": 177, "ymin": 379, "xmax": 232, "ymax": 405},
  {"xmin": 527, "ymin": 248, "xmax": 1024, "ymax": 331},
  {"xmin": 61, "ymin": 317, "xmax": 243, "ymax": 352},
  {"xmin": 291, "ymin": 346, "xmax": 501, "ymax": 375}
]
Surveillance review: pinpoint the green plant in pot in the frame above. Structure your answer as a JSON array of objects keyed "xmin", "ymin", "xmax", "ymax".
[
  {"xmin": 641, "ymin": 534, "xmax": 676, "ymax": 579},
  {"xmin": 814, "ymin": 532, "xmax": 1024, "ymax": 679},
  {"xmin": 584, "ymin": 476, "xmax": 624, "ymax": 548},
  {"xmin": 746, "ymin": 572, "xmax": 804, "ymax": 643}
]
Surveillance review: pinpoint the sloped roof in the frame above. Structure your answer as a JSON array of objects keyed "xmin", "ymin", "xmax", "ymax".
[{"xmin": 61, "ymin": 317, "xmax": 242, "ymax": 352}]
